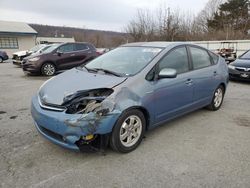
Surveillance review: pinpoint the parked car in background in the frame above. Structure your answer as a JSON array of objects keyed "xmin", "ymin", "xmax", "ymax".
[
  {"xmin": 96, "ymin": 48, "xmax": 110, "ymax": 56},
  {"xmin": 0, "ymin": 50, "xmax": 8, "ymax": 63},
  {"xmin": 31, "ymin": 42, "xmax": 228, "ymax": 153},
  {"xmin": 21, "ymin": 45, "xmax": 51, "ymax": 65},
  {"xmin": 22, "ymin": 42, "xmax": 97, "ymax": 76},
  {"xmin": 13, "ymin": 44, "xmax": 49, "ymax": 66},
  {"xmin": 228, "ymin": 49, "xmax": 250, "ymax": 81},
  {"xmin": 216, "ymin": 42, "xmax": 238, "ymax": 63}
]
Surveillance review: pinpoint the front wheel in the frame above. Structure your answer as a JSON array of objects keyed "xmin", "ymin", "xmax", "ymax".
[
  {"xmin": 41, "ymin": 63, "xmax": 56, "ymax": 76},
  {"xmin": 207, "ymin": 85, "xmax": 225, "ymax": 111},
  {"xmin": 110, "ymin": 109, "xmax": 146, "ymax": 153},
  {"xmin": 0, "ymin": 57, "xmax": 3, "ymax": 63}
]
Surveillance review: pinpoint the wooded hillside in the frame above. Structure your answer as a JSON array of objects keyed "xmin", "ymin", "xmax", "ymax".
[{"xmin": 29, "ymin": 24, "xmax": 129, "ymax": 48}]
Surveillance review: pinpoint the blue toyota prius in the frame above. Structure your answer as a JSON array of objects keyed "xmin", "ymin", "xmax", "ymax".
[{"xmin": 31, "ymin": 42, "xmax": 229, "ymax": 153}]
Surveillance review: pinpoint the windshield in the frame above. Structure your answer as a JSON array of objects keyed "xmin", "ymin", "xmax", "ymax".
[
  {"xmin": 85, "ymin": 46, "xmax": 162, "ymax": 76},
  {"xmin": 29, "ymin": 45, "xmax": 45, "ymax": 52},
  {"xmin": 32, "ymin": 45, "xmax": 51, "ymax": 55},
  {"xmin": 42, "ymin": 44, "xmax": 61, "ymax": 53},
  {"xmin": 240, "ymin": 50, "xmax": 250, "ymax": 59}
]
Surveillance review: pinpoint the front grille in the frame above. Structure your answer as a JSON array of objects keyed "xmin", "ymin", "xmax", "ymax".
[{"xmin": 39, "ymin": 125, "xmax": 65, "ymax": 142}]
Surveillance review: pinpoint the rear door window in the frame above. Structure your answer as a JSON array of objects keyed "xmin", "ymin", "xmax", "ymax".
[
  {"xmin": 189, "ymin": 47, "xmax": 212, "ymax": 69},
  {"xmin": 208, "ymin": 51, "xmax": 219, "ymax": 64},
  {"xmin": 74, "ymin": 44, "xmax": 89, "ymax": 51},
  {"xmin": 58, "ymin": 44, "xmax": 74, "ymax": 53}
]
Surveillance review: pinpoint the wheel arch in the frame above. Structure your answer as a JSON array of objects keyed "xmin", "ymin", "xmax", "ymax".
[
  {"xmin": 219, "ymin": 82, "xmax": 226, "ymax": 92},
  {"xmin": 119, "ymin": 106, "xmax": 151, "ymax": 131}
]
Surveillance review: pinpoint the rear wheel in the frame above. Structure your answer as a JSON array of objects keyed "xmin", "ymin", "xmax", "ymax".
[
  {"xmin": 0, "ymin": 57, "xmax": 3, "ymax": 63},
  {"xmin": 41, "ymin": 63, "xmax": 56, "ymax": 76},
  {"xmin": 110, "ymin": 109, "xmax": 146, "ymax": 153},
  {"xmin": 207, "ymin": 85, "xmax": 225, "ymax": 111}
]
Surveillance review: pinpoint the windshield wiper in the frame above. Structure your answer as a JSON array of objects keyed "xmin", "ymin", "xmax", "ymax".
[
  {"xmin": 77, "ymin": 66, "xmax": 124, "ymax": 77},
  {"xmin": 77, "ymin": 65, "xmax": 94, "ymax": 72},
  {"xmin": 92, "ymin": 68, "xmax": 123, "ymax": 77}
]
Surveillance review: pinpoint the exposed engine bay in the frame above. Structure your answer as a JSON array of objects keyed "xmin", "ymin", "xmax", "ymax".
[{"xmin": 62, "ymin": 88, "xmax": 114, "ymax": 115}]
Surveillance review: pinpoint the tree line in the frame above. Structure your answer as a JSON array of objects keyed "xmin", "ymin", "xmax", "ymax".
[
  {"xmin": 125, "ymin": 0, "xmax": 250, "ymax": 42},
  {"xmin": 30, "ymin": 24, "xmax": 129, "ymax": 48}
]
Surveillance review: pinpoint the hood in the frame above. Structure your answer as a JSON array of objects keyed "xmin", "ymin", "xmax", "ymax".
[
  {"xmin": 23, "ymin": 53, "xmax": 41, "ymax": 60},
  {"xmin": 13, "ymin": 50, "xmax": 30, "ymax": 57},
  {"xmin": 39, "ymin": 68, "xmax": 127, "ymax": 105},
  {"xmin": 232, "ymin": 59, "xmax": 250, "ymax": 68}
]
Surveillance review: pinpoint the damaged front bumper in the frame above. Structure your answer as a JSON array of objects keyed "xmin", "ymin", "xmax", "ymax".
[{"xmin": 31, "ymin": 96, "xmax": 120, "ymax": 151}]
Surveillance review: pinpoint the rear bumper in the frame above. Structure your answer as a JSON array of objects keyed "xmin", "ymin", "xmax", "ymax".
[
  {"xmin": 31, "ymin": 95, "xmax": 120, "ymax": 151},
  {"xmin": 2, "ymin": 55, "xmax": 8, "ymax": 60}
]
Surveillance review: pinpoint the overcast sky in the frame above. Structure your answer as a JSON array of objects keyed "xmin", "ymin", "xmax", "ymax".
[{"xmin": 0, "ymin": 0, "xmax": 208, "ymax": 32}]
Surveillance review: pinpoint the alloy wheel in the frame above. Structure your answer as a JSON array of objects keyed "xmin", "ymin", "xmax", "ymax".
[
  {"xmin": 214, "ymin": 88, "xmax": 223, "ymax": 108},
  {"xmin": 119, "ymin": 115, "xmax": 142, "ymax": 147},
  {"xmin": 43, "ymin": 63, "xmax": 55, "ymax": 76}
]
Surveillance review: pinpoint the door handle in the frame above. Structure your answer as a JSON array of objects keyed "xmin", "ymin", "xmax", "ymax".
[
  {"xmin": 213, "ymin": 71, "xmax": 218, "ymax": 76},
  {"xmin": 185, "ymin": 79, "xmax": 193, "ymax": 85},
  {"xmin": 70, "ymin": 54, "xmax": 76, "ymax": 57}
]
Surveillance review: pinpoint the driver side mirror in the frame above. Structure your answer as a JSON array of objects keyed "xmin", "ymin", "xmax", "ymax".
[
  {"xmin": 158, "ymin": 68, "xmax": 177, "ymax": 79},
  {"xmin": 56, "ymin": 50, "xmax": 63, "ymax": 56}
]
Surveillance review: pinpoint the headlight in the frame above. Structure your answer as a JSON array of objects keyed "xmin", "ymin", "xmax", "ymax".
[
  {"xmin": 29, "ymin": 57, "xmax": 40, "ymax": 62},
  {"xmin": 228, "ymin": 65, "xmax": 235, "ymax": 70}
]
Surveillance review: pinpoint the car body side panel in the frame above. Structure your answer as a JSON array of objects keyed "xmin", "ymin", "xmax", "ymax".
[
  {"xmin": 191, "ymin": 65, "xmax": 219, "ymax": 104},
  {"xmin": 55, "ymin": 52, "xmax": 78, "ymax": 70},
  {"xmin": 152, "ymin": 72, "xmax": 194, "ymax": 124}
]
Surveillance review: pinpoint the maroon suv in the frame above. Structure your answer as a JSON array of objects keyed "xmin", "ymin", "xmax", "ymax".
[{"xmin": 22, "ymin": 42, "xmax": 98, "ymax": 76}]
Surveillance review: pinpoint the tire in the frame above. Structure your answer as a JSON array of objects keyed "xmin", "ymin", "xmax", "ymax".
[
  {"xmin": 0, "ymin": 57, "xmax": 3, "ymax": 63},
  {"xmin": 41, "ymin": 63, "xmax": 56, "ymax": 76},
  {"xmin": 207, "ymin": 85, "xmax": 225, "ymax": 111},
  {"xmin": 110, "ymin": 109, "xmax": 146, "ymax": 153}
]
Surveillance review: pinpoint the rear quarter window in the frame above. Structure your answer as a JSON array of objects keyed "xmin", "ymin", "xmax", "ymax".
[
  {"xmin": 189, "ymin": 47, "xmax": 212, "ymax": 70},
  {"xmin": 208, "ymin": 51, "xmax": 219, "ymax": 64}
]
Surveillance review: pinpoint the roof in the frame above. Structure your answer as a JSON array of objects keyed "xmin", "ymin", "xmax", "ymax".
[
  {"xmin": 122, "ymin": 41, "xmax": 186, "ymax": 48},
  {"xmin": 0, "ymin": 20, "xmax": 37, "ymax": 35},
  {"xmin": 37, "ymin": 37, "xmax": 75, "ymax": 43}
]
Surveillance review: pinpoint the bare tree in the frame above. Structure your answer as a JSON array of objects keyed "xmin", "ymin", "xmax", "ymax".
[
  {"xmin": 195, "ymin": 0, "xmax": 224, "ymax": 33},
  {"xmin": 124, "ymin": 0, "xmax": 250, "ymax": 42},
  {"xmin": 156, "ymin": 6, "xmax": 181, "ymax": 41},
  {"xmin": 126, "ymin": 9, "xmax": 156, "ymax": 42}
]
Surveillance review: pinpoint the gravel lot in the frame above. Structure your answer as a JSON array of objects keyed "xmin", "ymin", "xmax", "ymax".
[{"xmin": 0, "ymin": 62, "xmax": 250, "ymax": 188}]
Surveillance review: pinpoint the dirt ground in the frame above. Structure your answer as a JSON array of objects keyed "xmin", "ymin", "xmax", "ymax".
[{"xmin": 0, "ymin": 62, "xmax": 250, "ymax": 188}]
